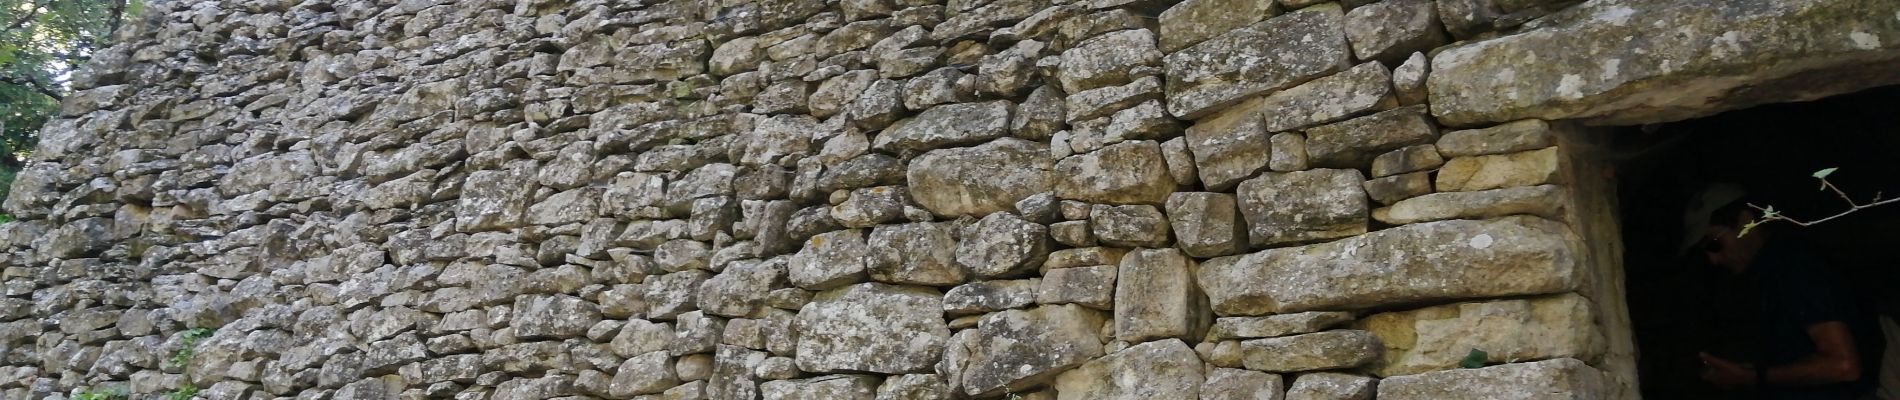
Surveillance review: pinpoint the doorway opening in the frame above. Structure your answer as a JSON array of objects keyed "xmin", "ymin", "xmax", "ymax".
[{"xmin": 1611, "ymin": 86, "xmax": 1900, "ymax": 398}]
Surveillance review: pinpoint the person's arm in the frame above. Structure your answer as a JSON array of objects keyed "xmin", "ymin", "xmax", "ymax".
[{"xmin": 1701, "ymin": 321, "xmax": 1862, "ymax": 389}]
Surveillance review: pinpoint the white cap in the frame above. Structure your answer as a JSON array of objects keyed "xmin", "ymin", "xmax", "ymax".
[{"xmin": 1679, "ymin": 183, "xmax": 1747, "ymax": 255}]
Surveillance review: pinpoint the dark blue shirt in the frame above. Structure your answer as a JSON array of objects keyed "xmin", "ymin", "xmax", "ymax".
[{"xmin": 1747, "ymin": 241, "xmax": 1874, "ymax": 400}]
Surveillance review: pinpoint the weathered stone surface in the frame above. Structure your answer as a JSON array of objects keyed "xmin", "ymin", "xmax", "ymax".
[
  {"xmin": 875, "ymin": 101, "xmax": 1013, "ymax": 153},
  {"xmin": 1052, "ymin": 339, "xmax": 1204, "ymax": 399},
  {"xmin": 1364, "ymin": 171, "xmax": 1435, "ymax": 206},
  {"xmin": 1286, "ymin": 372, "xmax": 1376, "ymax": 400},
  {"xmin": 1088, "ymin": 204, "xmax": 1171, "ymax": 248},
  {"xmin": 1211, "ymin": 311, "xmax": 1355, "ymax": 340},
  {"xmin": 867, "ymin": 222, "xmax": 968, "ymax": 286},
  {"xmin": 1114, "ymin": 249, "xmax": 1203, "ymax": 342},
  {"xmin": 1157, "ymin": 0, "xmax": 1280, "ymax": 53},
  {"xmin": 1376, "ymin": 358, "xmax": 1611, "ymax": 400},
  {"xmin": 907, "ymin": 138, "xmax": 1054, "ymax": 217},
  {"xmin": 1182, "ymin": 101, "xmax": 1272, "ymax": 191},
  {"xmin": 1344, "ymin": 0, "xmax": 1448, "ymax": 64},
  {"xmin": 1376, "ymin": 185, "xmax": 1568, "ymax": 225},
  {"xmin": 1198, "ymin": 216, "xmax": 1580, "ymax": 315},
  {"xmin": 956, "ymin": 211, "xmax": 1051, "ymax": 278},
  {"xmin": 1304, "ymin": 106, "xmax": 1439, "ymax": 168},
  {"xmin": 1267, "ymin": 133, "xmax": 1308, "ymax": 172},
  {"xmin": 1065, "ymin": 76, "xmax": 1163, "ymax": 123},
  {"xmin": 512, "ymin": 295, "xmax": 602, "ymax": 338},
  {"xmin": 1372, "ymin": 144, "xmax": 1445, "ymax": 178},
  {"xmin": 1394, "ymin": 51, "xmax": 1431, "ymax": 106},
  {"xmin": 1258, "ymin": 61, "xmax": 1398, "ymax": 134},
  {"xmin": 760, "ymin": 374, "xmax": 881, "ymax": 400},
  {"xmin": 698, "ymin": 258, "xmax": 790, "ymax": 318},
  {"xmin": 962, "ymin": 305, "xmax": 1107, "ymax": 396},
  {"xmin": 1436, "ymin": 119, "xmax": 1553, "ymax": 158},
  {"xmin": 1163, "ymin": 7, "xmax": 1351, "ymax": 119},
  {"xmin": 610, "ymin": 352, "xmax": 680, "ymax": 397},
  {"xmin": 1435, "ymin": 147, "xmax": 1562, "ymax": 192},
  {"xmin": 1165, "ymin": 192, "xmax": 1247, "ymax": 257},
  {"xmin": 1057, "ymin": 29, "xmax": 1163, "ymax": 94},
  {"xmin": 943, "ymin": 279, "xmax": 1039, "ymax": 316},
  {"xmin": 1055, "ymin": 140, "xmax": 1176, "ymax": 205},
  {"xmin": 1202, "ymin": 368, "xmax": 1285, "ymax": 400},
  {"xmin": 1357, "ymin": 293, "xmax": 1603, "ymax": 377},
  {"xmin": 1240, "ymin": 330, "xmax": 1382, "ymax": 373},
  {"xmin": 1036, "ymin": 265, "xmax": 1116, "ymax": 310},
  {"xmin": 875, "ymin": 374, "xmax": 951, "ymax": 399},
  {"xmin": 1429, "ymin": 0, "xmax": 1900, "ymax": 126},
  {"xmin": 1236, "ymin": 169, "xmax": 1368, "ymax": 247},
  {"xmin": 790, "ymin": 229, "xmax": 872, "ymax": 290},
  {"xmin": 795, "ymin": 283, "xmax": 951, "ymax": 374}
]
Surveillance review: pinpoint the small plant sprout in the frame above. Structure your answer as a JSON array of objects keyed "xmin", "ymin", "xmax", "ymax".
[{"xmin": 1742, "ymin": 167, "xmax": 1897, "ymax": 236}]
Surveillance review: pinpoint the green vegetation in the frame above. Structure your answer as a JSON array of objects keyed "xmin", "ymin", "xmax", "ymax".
[
  {"xmin": 163, "ymin": 384, "xmax": 198, "ymax": 400},
  {"xmin": 166, "ymin": 327, "xmax": 214, "ymax": 369},
  {"xmin": 72, "ymin": 387, "xmax": 127, "ymax": 400}
]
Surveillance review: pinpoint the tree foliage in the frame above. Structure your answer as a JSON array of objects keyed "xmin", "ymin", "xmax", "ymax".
[{"xmin": 0, "ymin": 0, "xmax": 136, "ymax": 203}]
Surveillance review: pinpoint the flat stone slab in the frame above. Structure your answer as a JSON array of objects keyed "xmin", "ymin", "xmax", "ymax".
[
  {"xmin": 795, "ymin": 283, "xmax": 951, "ymax": 374},
  {"xmin": 1428, "ymin": 0, "xmax": 1900, "ymax": 126},
  {"xmin": 1199, "ymin": 216, "xmax": 1581, "ymax": 315},
  {"xmin": 907, "ymin": 138, "xmax": 1054, "ymax": 217},
  {"xmin": 1377, "ymin": 358, "xmax": 1612, "ymax": 400},
  {"xmin": 1164, "ymin": 7, "xmax": 1351, "ymax": 119},
  {"xmin": 1357, "ymin": 293, "xmax": 1605, "ymax": 377},
  {"xmin": 1053, "ymin": 339, "xmax": 1204, "ymax": 399}
]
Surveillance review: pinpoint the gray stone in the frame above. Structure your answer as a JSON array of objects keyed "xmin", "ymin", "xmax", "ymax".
[
  {"xmin": 1181, "ymin": 100, "xmax": 1271, "ymax": 191},
  {"xmin": 1240, "ymin": 330, "xmax": 1382, "ymax": 373},
  {"xmin": 1163, "ymin": 7, "xmax": 1351, "ymax": 119},
  {"xmin": 1236, "ymin": 169, "xmax": 1369, "ymax": 247},
  {"xmin": 961, "ymin": 305, "xmax": 1107, "ymax": 396},
  {"xmin": 956, "ymin": 210, "xmax": 1051, "ymax": 278},
  {"xmin": 1435, "ymin": 147, "xmax": 1562, "ymax": 192},
  {"xmin": 1201, "ymin": 368, "xmax": 1286, "ymax": 400},
  {"xmin": 812, "ymin": 70, "xmax": 880, "ymax": 119},
  {"xmin": 646, "ymin": 270, "xmax": 711, "ymax": 320},
  {"xmin": 1436, "ymin": 120, "xmax": 1553, "ymax": 158},
  {"xmin": 902, "ymin": 67, "xmax": 977, "ymax": 110},
  {"xmin": 1066, "ymin": 76, "xmax": 1164, "ymax": 124},
  {"xmin": 511, "ymin": 295, "xmax": 602, "ymax": 339},
  {"xmin": 867, "ymin": 222, "xmax": 968, "ymax": 286},
  {"xmin": 1089, "ymin": 204, "xmax": 1171, "ymax": 248},
  {"xmin": 1211, "ymin": 312, "xmax": 1356, "ymax": 340},
  {"xmin": 789, "ymin": 229, "xmax": 872, "ymax": 290},
  {"xmin": 1372, "ymin": 144, "xmax": 1446, "ymax": 178},
  {"xmin": 610, "ymin": 352, "xmax": 680, "ymax": 397},
  {"xmin": 1393, "ymin": 52, "xmax": 1431, "ymax": 106},
  {"xmin": 1356, "ymin": 293, "xmax": 1603, "ymax": 377},
  {"xmin": 1364, "ymin": 172, "xmax": 1435, "ymax": 206},
  {"xmin": 1056, "ymin": 29, "xmax": 1163, "ymax": 94},
  {"xmin": 1376, "ymin": 185, "xmax": 1568, "ymax": 225},
  {"xmin": 875, "ymin": 101, "xmax": 1013, "ymax": 153},
  {"xmin": 1114, "ymin": 249, "xmax": 1203, "ymax": 342},
  {"xmin": 1165, "ymin": 192, "xmax": 1247, "ymax": 257},
  {"xmin": 1052, "ymin": 339, "xmax": 1204, "ymax": 399},
  {"xmin": 698, "ymin": 258, "xmax": 790, "ymax": 318},
  {"xmin": 1037, "ymin": 265, "xmax": 1116, "ymax": 309},
  {"xmin": 1013, "ymin": 85, "xmax": 1068, "ymax": 140},
  {"xmin": 1376, "ymin": 358, "xmax": 1610, "ymax": 400},
  {"xmin": 943, "ymin": 279, "xmax": 1040, "ymax": 316},
  {"xmin": 1160, "ymin": 137, "xmax": 1199, "ymax": 187},
  {"xmin": 1258, "ymin": 61, "xmax": 1399, "ymax": 134},
  {"xmin": 1055, "ymin": 140, "xmax": 1176, "ymax": 205},
  {"xmin": 1304, "ymin": 106, "xmax": 1439, "ymax": 169},
  {"xmin": 760, "ymin": 375, "xmax": 881, "ymax": 400},
  {"xmin": 1428, "ymin": 0, "xmax": 1900, "ymax": 126},
  {"xmin": 907, "ymin": 138, "xmax": 1054, "ymax": 217},
  {"xmin": 612, "ymin": 320, "xmax": 677, "ymax": 358},
  {"xmin": 1198, "ymin": 216, "xmax": 1581, "ymax": 315},
  {"xmin": 1157, "ymin": 0, "xmax": 1281, "ymax": 53},
  {"xmin": 1286, "ymin": 372, "xmax": 1376, "ymax": 400},
  {"xmin": 1268, "ymin": 133, "xmax": 1309, "ymax": 172},
  {"xmin": 795, "ymin": 283, "xmax": 950, "ymax": 374},
  {"xmin": 875, "ymin": 374, "xmax": 951, "ymax": 400},
  {"xmin": 833, "ymin": 186, "xmax": 911, "ymax": 228},
  {"xmin": 1344, "ymin": 0, "xmax": 1448, "ymax": 64}
]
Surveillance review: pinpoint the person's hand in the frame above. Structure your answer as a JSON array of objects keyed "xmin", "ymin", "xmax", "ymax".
[{"xmin": 1700, "ymin": 352, "xmax": 1755, "ymax": 390}]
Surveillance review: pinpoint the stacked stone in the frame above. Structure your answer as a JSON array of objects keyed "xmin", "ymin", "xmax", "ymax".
[{"xmin": 14, "ymin": 0, "xmax": 1847, "ymax": 398}]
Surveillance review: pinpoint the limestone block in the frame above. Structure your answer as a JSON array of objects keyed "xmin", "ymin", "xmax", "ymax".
[
  {"xmin": 867, "ymin": 222, "xmax": 968, "ymax": 286},
  {"xmin": 1376, "ymin": 185, "xmax": 1568, "ymax": 225},
  {"xmin": 1056, "ymin": 29, "xmax": 1163, "ymax": 93},
  {"xmin": 1286, "ymin": 372, "xmax": 1376, "ymax": 400},
  {"xmin": 874, "ymin": 101, "xmax": 1012, "ymax": 153},
  {"xmin": 1364, "ymin": 171, "xmax": 1435, "ymax": 206},
  {"xmin": 789, "ymin": 229, "xmax": 872, "ymax": 290},
  {"xmin": 875, "ymin": 374, "xmax": 951, "ymax": 399},
  {"xmin": 1037, "ymin": 265, "xmax": 1117, "ymax": 309},
  {"xmin": 1258, "ymin": 62, "xmax": 1398, "ymax": 134},
  {"xmin": 845, "ymin": 79, "xmax": 905, "ymax": 131},
  {"xmin": 978, "ymin": 40, "xmax": 1044, "ymax": 98},
  {"xmin": 1371, "ymin": 144, "xmax": 1445, "ymax": 178},
  {"xmin": 818, "ymin": 154, "xmax": 905, "ymax": 193},
  {"xmin": 1356, "ymin": 293, "xmax": 1604, "ymax": 377},
  {"xmin": 1052, "ymin": 339, "xmax": 1204, "ymax": 399},
  {"xmin": 756, "ymin": 80, "xmax": 812, "ymax": 114},
  {"xmin": 760, "ymin": 374, "xmax": 880, "ymax": 400},
  {"xmin": 1055, "ymin": 140, "xmax": 1177, "ymax": 205},
  {"xmin": 1051, "ymin": 220, "xmax": 1097, "ymax": 247},
  {"xmin": 1163, "ymin": 7, "xmax": 1350, "ymax": 119},
  {"xmin": 1376, "ymin": 358, "xmax": 1610, "ymax": 400},
  {"xmin": 455, "ymin": 162, "xmax": 536, "ymax": 232},
  {"xmin": 1183, "ymin": 100, "xmax": 1272, "ymax": 191},
  {"xmin": 907, "ymin": 138, "xmax": 1054, "ymax": 217},
  {"xmin": 609, "ymin": 352, "xmax": 678, "ymax": 396},
  {"xmin": 1202, "ymin": 368, "xmax": 1285, "ymax": 400},
  {"xmin": 511, "ymin": 295, "xmax": 601, "ymax": 338},
  {"xmin": 697, "ymin": 258, "xmax": 790, "ymax": 318},
  {"xmin": 1198, "ymin": 216, "xmax": 1580, "ymax": 315},
  {"xmin": 1236, "ymin": 169, "xmax": 1369, "ymax": 247},
  {"xmin": 943, "ymin": 279, "xmax": 1040, "ymax": 316},
  {"xmin": 1343, "ymin": 0, "xmax": 1448, "ymax": 64},
  {"xmin": 1165, "ymin": 192, "xmax": 1248, "ymax": 257},
  {"xmin": 1157, "ymin": 0, "xmax": 1280, "ymax": 53},
  {"xmin": 930, "ymin": 0, "xmax": 1047, "ymax": 42},
  {"xmin": 1114, "ymin": 249, "xmax": 1203, "ymax": 342},
  {"xmin": 956, "ymin": 212, "xmax": 1051, "ymax": 278},
  {"xmin": 1240, "ymin": 330, "xmax": 1382, "ymax": 373},
  {"xmin": 708, "ymin": 344, "xmax": 767, "ymax": 399},
  {"xmin": 1304, "ymin": 105, "xmax": 1439, "ymax": 169},
  {"xmin": 1436, "ymin": 119, "xmax": 1553, "ymax": 158},
  {"xmin": 1089, "ymin": 204, "xmax": 1171, "ymax": 248},
  {"xmin": 811, "ymin": 70, "xmax": 879, "ymax": 119},
  {"xmin": 1160, "ymin": 137, "xmax": 1200, "ymax": 187},
  {"xmin": 1268, "ymin": 133, "xmax": 1309, "ymax": 172},
  {"xmin": 646, "ymin": 270, "xmax": 711, "ymax": 320},
  {"xmin": 1211, "ymin": 311, "xmax": 1355, "ymax": 340},
  {"xmin": 961, "ymin": 305, "xmax": 1107, "ymax": 396},
  {"xmin": 795, "ymin": 283, "xmax": 950, "ymax": 374},
  {"xmin": 1393, "ymin": 52, "xmax": 1430, "ymax": 106},
  {"xmin": 1044, "ymin": 247, "xmax": 1130, "ymax": 271},
  {"xmin": 1435, "ymin": 147, "xmax": 1562, "ymax": 192},
  {"xmin": 1066, "ymin": 76, "xmax": 1163, "ymax": 123}
]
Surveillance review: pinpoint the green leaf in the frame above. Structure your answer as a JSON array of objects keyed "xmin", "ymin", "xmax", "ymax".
[
  {"xmin": 1813, "ymin": 167, "xmax": 1838, "ymax": 179},
  {"xmin": 1459, "ymin": 348, "xmax": 1489, "ymax": 369}
]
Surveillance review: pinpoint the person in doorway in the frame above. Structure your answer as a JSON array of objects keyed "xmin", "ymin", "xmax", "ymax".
[{"xmin": 1685, "ymin": 183, "xmax": 1879, "ymax": 399}]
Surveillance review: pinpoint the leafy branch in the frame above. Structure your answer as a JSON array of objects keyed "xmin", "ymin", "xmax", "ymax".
[{"xmin": 1741, "ymin": 168, "xmax": 1898, "ymax": 236}]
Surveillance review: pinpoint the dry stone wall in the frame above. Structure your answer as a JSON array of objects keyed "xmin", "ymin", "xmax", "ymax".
[{"xmin": 6, "ymin": 0, "xmax": 1900, "ymax": 399}]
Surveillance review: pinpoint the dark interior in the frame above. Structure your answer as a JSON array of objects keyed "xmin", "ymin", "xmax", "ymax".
[{"xmin": 1613, "ymin": 86, "xmax": 1900, "ymax": 398}]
